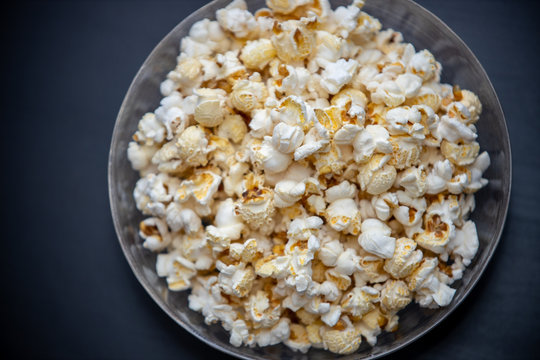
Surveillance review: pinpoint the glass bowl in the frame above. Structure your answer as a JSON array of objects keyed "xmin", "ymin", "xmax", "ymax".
[{"xmin": 108, "ymin": 0, "xmax": 511, "ymax": 358}]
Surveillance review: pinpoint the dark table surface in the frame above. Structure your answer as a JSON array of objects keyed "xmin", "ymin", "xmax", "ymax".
[{"xmin": 2, "ymin": 0, "xmax": 539, "ymax": 359}]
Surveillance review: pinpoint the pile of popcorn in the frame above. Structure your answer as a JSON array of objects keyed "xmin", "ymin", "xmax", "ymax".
[{"xmin": 127, "ymin": 0, "xmax": 490, "ymax": 354}]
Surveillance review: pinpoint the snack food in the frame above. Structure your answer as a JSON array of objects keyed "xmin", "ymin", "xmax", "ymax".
[{"xmin": 127, "ymin": 0, "xmax": 490, "ymax": 354}]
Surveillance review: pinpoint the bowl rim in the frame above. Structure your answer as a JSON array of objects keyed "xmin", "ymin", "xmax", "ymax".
[{"xmin": 108, "ymin": 0, "xmax": 512, "ymax": 358}]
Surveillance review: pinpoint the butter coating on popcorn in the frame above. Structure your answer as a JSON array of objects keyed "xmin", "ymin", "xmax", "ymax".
[{"xmin": 128, "ymin": 0, "xmax": 490, "ymax": 354}]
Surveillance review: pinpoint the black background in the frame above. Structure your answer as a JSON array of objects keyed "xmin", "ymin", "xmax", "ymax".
[{"xmin": 2, "ymin": 0, "xmax": 540, "ymax": 359}]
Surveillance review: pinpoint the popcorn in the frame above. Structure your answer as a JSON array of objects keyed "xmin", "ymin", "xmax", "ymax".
[
  {"xmin": 134, "ymin": 173, "xmax": 178, "ymax": 217},
  {"xmin": 240, "ymin": 39, "xmax": 277, "ymax": 70},
  {"xmin": 206, "ymin": 199, "xmax": 244, "ymax": 251},
  {"xmin": 320, "ymin": 59, "xmax": 358, "ymax": 95},
  {"xmin": 459, "ymin": 89, "xmax": 482, "ymax": 123},
  {"xmin": 175, "ymin": 169, "xmax": 222, "ymax": 216},
  {"xmin": 320, "ymin": 317, "xmax": 362, "ymax": 354},
  {"xmin": 272, "ymin": 123, "xmax": 305, "ymax": 154},
  {"xmin": 133, "ymin": 113, "xmax": 166, "ymax": 146},
  {"xmin": 273, "ymin": 180, "xmax": 306, "ymax": 208},
  {"xmin": 408, "ymin": 49, "xmax": 440, "ymax": 81},
  {"xmin": 235, "ymin": 174, "xmax": 276, "ymax": 230},
  {"xmin": 395, "ymin": 165, "xmax": 427, "ymax": 197},
  {"xmin": 440, "ymin": 139, "xmax": 480, "ymax": 166},
  {"xmin": 193, "ymin": 88, "xmax": 227, "ymax": 127},
  {"xmin": 127, "ymin": 141, "xmax": 158, "ymax": 174},
  {"xmin": 128, "ymin": 0, "xmax": 490, "ymax": 353},
  {"xmin": 385, "ymin": 106, "xmax": 425, "ymax": 140},
  {"xmin": 267, "ymin": 0, "xmax": 313, "ymax": 15},
  {"xmin": 357, "ymin": 154, "xmax": 397, "ymax": 195},
  {"xmin": 216, "ymin": 0, "xmax": 257, "ymax": 38},
  {"xmin": 217, "ymin": 260, "xmax": 256, "ymax": 297},
  {"xmin": 384, "ymin": 237, "xmax": 423, "ymax": 278},
  {"xmin": 358, "ymin": 219, "xmax": 396, "ymax": 258},
  {"xmin": 352, "ymin": 125, "xmax": 392, "ymax": 163},
  {"xmin": 217, "ymin": 114, "xmax": 248, "ymax": 144},
  {"xmin": 139, "ymin": 217, "xmax": 171, "ymax": 251},
  {"xmin": 230, "ymin": 78, "xmax": 268, "ymax": 114},
  {"xmin": 165, "ymin": 203, "xmax": 201, "ymax": 234},
  {"xmin": 272, "ymin": 19, "xmax": 316, "ymax": 63},
  {"xmin": 285, "ymin": 323, "xmax": 311, "ymax": 353},
  {"xmin": 156, "ymin": 251, "xmax": 197, "ymax": 291},
  {"xmin": 340, "ymin": 286, "xmax": 379, "ymax": 318},
  {"xmin": 325, "ymin": 198, "xmax": 361, "ymax": 234},
  {"xmin": 380, "ymin": 279, "xmax": 412, "ymax": 312}
]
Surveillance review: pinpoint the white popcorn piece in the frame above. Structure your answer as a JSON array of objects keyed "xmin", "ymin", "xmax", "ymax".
[
  {"xmin": 352, "ymin": 125, "xmax": 392, "ymax": 163},
  {"xmin": 341, "ymin": 286, "xmax": 379, "ymax": 318},
  {"xmin": 446, "ymin": 220, "xmax": 479, "ymax": 266},
  {"xmin": 284, "ymin": 323, "xmax": 311, "ymax": 353},
  {"xmin": 380, "ymin": 279, "xmax": 412, "ymax": 312},
  {"xmin": 138, "ymin": 217, "xmax": 171, "ymax": 252},
  {"xmin": 231, "ymin": 79, "xmax": 268, "ymax": 114},
  {"xmin": 216, "ymin": 0, "xmax": 257, "ymax": 38},
  {"xmin": 249, "ymin": 108, "xmax": 274, "ymax": 138},
  {"xmin": 358, "ymin": 219, "xmax": 396, "ymax": 258},
  {"xmin": 466, "ymin": 151, "xmax": 490, "ymax": 193},
  {"xmin": 253, "ymin": 318, "xmax": 291, "ymax": 347},
  {"xmin": 408, "ymin": 258, "xmax": 456, "ymax": 308},
  {"xmin": 127, "ymin": 141, "xmax": 158, "ymax": 174},
  {"xmin": 385, "ymin": 106, "xmax": 425, "ymax": 140},
  {"xmin": 240, "ymin": 39, "xmax": 277, "ymax": 70},
  {"xmin": 395, "ymin": 73, "xmax": 423, "ymax": 98},
  {"xmin": 230, "ymin": 319, "xmax": 250, "ymax": 347},
  {"xmin": 134, "ymin": 173, "xmax": 178, "ymax": 217},
  {"xmin": 280, "ymin": 65, "xmax": 311, "ymax": 96},
  {"xmin": 437, "ymin": 114, "xmax": 478, "ymax": 143},
  {"xmin": 175, "ymin": 169, "xmax": 222, "ymax": 216},
  {"xmin": 193, "ymin": 88, "xmax": 228, "ymax": 128},
  {"xmin": 235, "ymin": 174, "xmax": 276, "ymax": 231},
  {"xmin": 156, "ymin": 251, "xmax": 197, "ymax": 291},
  {"xmin": 217, "ymin": 260, "xmax": 256, "ymax": 297},
  {"xmin": 459, "ymin": 89, "xmax": 482, "ymax": 123},
  {"xmin": 206, "ymin": 199, "xmax": 245, "ymax": 251},
  {"xmin": 133, "ymin": 113, "xmax": 166, "ymax": 146},
  {"xmin": 371, "ymin": 192, "xmax": 399, "ymax": 221},
  {"xmin": 370, "ymin": 80, "xmax": 406, "ymax": 107},
  {"xmin": 251, "ymin": 137, "xmax": 293, "ymax": 173},
  {"xmin": 408, "ymin": 49, "xmax": 440, "ymax": 81},
  {"xmin": 415, "ymin": 212, "xmax": 455, "ymax": 254},
  {"xmin": 217, "ymin": 114, "xmax": 248, "ymax": 144},
  {"xmin": 272, "ymin": 18, "xmax": 315, "ymax": 63},
  {"xmin": 440, "ymin": 139, "xmax": 480, "ymax": 166},
  {"xmin": 357, "ymin": 154, "xmax": 397, "ymax": 195},
  {"xmin": 273, "ymin": 180, "xmax": 306, "ymax": 208},
  {"xmin": 267, "ymin": 0, "xmax": 313, "ymax": 14},
  {"xmin": 321, "ymin": 304, "xmax": 342, "ymax": 327},
  {"xmin": 310, "ymin": 31, "xmax": 345, "ymax": 70},
  {"xmin": 325, "ymin": 198, "xmax": 361, "ymax": 235},
  {"xmin": 320, "ymin": 59, "xmax": 358, "ymax": 95},
  {"xmin": 395, "ymin": 166, "xmax": 427, "ymax": 198},
  {"xmin": 384, "ymin": 237, "xmax": 423, "ymax": 279},
  {"xmin": 272, "ymin": 123, "xmax": 305, "ymax": 154},
  {"xmin": 165, "ymin": 202, "xmax": 201, "ymax": 234},
  {"xmin": 320, "ymin": 317, "xmax": 363, "ymax": 355}
]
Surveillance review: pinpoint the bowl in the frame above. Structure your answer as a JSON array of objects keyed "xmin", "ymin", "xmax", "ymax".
[{"xmin": 108, "ymin": 0, "xmax": 511, "ymax": 358}]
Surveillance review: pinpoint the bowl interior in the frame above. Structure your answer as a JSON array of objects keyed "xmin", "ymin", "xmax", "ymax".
[{"xmin": 108, "ymin": 0, "xmax": 511, "ymax": 358}]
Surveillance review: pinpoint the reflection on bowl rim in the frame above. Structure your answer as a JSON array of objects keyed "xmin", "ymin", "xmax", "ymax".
[{"xmin": 108, "ymin": 0, "xmax": 511, "ymax": 358}]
